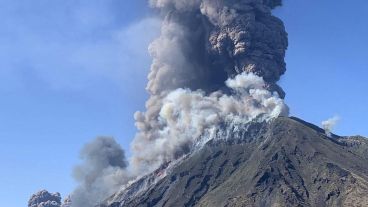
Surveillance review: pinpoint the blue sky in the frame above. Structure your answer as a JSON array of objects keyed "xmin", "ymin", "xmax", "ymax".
[{"xmin": 0, "ymin": 0, "xmax": 367, "ymax": 206}]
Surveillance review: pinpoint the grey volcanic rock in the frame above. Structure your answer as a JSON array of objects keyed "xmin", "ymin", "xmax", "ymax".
[
  {"xmin": 338, "ymin": 136, "xmax": 368, "ymax": 160},
  {"xmin": 28, "ymin": 190, "xmax": 62, "ymax": 207},
  {"xmin": 101, "ymin": 117, "xmax": 368, "ymax": 207}
]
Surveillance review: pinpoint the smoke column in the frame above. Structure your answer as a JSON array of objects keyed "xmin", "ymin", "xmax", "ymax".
[
  {"xmin": 146, "ymin": 0, "xmax": 287, "ymax": 97},
  {"xmin": 131, "ymin": 0, "xmax": 288, "ymax": 175},
  {"xmin": 32, "ymin": 0, "xmax": 289, "ymax": 206}
]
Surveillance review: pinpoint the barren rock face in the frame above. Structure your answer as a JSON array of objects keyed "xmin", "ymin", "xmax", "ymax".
[
  {"xmin": 100, "ymin": 117, "xmax": 368, "ymax": 207},
  {"xmin": 28, "ymin": 190, "xmax": 61, "ymax": 207}
]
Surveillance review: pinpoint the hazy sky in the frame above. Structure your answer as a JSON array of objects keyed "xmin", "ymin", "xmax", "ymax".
[{"xmin": 0, "ymin": 0, "xmax": 367, "ymax": 206}]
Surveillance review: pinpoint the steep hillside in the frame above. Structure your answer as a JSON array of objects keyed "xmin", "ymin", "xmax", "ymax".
[{"xmin": 100, "ymin": 117, "xmax": 368, "ymax": 207}]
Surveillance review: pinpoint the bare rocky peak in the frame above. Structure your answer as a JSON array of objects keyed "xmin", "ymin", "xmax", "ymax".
[{"xmin": 100, "ymin": 117, "xmax": 368, "ymax": 207}]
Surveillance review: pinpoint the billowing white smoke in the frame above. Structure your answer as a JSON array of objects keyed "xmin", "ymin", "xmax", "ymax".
[
  {"xmin": 322, "ymin": 116, "xmax": 340, "ymax": 137},
  {"xmin": 132, "ymin": 72, "xmax": 288, "ymax": 174},
  {"xmin": 67, "ymin": 73, "xmax": 288, "ymax": 206}
]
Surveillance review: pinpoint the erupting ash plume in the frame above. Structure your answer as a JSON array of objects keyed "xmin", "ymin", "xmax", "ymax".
[
  {"xmin": 70, "ymin": 137, "xmax": 129, "ymax": 207},
  {"xmin": 132, "ymin": 0, "xmax": 288, "ymax": 175},
  {"xmin": 36, "ymin": 0, "xmax": 289, "ymax": 206},
  {"xmin": 322, "ymin": 116, "xmax": 340, "ymax": 137},
  {"xmin": 147, "ymin": 0, "xmax": 287, "ymax": 97}
]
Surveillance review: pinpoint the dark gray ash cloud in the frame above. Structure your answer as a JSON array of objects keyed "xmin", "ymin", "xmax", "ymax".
[
  {"xmin": 147, "ymin": 0, "xmax": 287, "ymax": 97},
  {"xmin": 70, "ymin": 137, "xmax": 129, "ymax": 207}
]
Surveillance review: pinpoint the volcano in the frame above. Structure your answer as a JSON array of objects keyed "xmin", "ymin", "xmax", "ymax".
[
  {"xmin": 100, "ymin": 117, "xmax": 368, "ymax": 207},
  {"xmin": 28, "ymin": 1, "xmax": 368, "ymax": 206}
]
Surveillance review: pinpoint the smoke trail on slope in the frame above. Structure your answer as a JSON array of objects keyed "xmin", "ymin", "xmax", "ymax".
[{"xmin": 322, "ymin": 116, "xmax": 340, "ymax": 137}]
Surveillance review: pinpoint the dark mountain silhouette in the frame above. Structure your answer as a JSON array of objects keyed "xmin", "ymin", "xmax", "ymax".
[{"xmin": 100, "ymin": 117, "xmax": 368, "ymax": 207}]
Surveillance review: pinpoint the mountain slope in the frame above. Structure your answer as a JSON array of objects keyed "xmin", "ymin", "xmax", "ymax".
[{"xmin": 101, "ymin": 117, "xmax": 368, "ymax": 207}]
